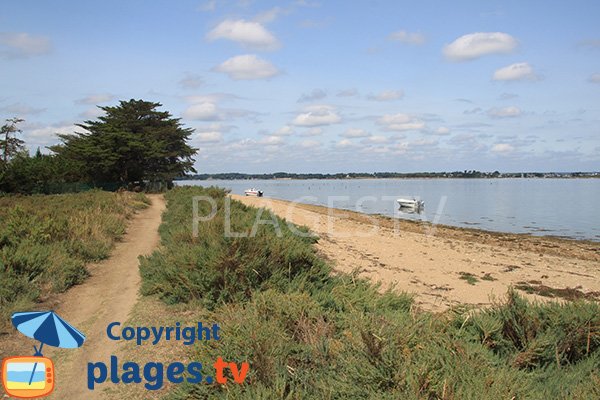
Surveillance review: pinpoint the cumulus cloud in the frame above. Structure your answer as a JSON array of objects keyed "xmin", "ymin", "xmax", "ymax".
[
  {"xmin": 362, "ymin": 135, "xmax": 390, "ymax": 144},
  {"xmin": 367, "ymin": 90, "xmax": 404, "ymax": 101},
  {"xmin": 297, "ymin": 88, "xmax": 327, "ymax": 103},
  {"xmin": 79, "ymin": 107, "xmax": 105, "ymax": 119},
  {"xmin": 388, "ymin": 30, "xmax": 426, "ymax": 45},
  {"xmin": 213, "ymin": 54, "xmax": 280, "ymax": 80},
  {"xmin": 300, "ymin": 127, "xmax": 323, "ymax": 136},
  {"xmin": 195, "ymin": 131, "xmax": 223, "ymax": 143},
  {"xmin": 259, "ymin": 135, "xmax": 285, "ymax": 145},
  {"xmin": 493, "ymin": 62, "xmax": 538, "ymax": 81},
  {"xmin": 75, "ymin": 94, "xmax": 114, "ymax": 105},
  {"xmin": 299, "ymin": 139, "xmax": 320, "ymax": 148},
  {"xmin": 183, "ymin": 102, "xmax": 220, "ymax": 121},
  {"xmin": 589, "ymin": 73, "xmax": 600, "ymax": 83},
  {"xmin": 207, "ymin": 19, "xmax": 280, "ymax": 51},
  {"xmin": 377, "ymin": 113, "xmax": 425, "ymax": 131},
  {"xmin": 341, "ymin": 128, "xmax": 370, "ymax": 138},
  {"xmin": 23, "ymin": 123, "xmax": 81, "ymax": 148},
  {"xmin": 336, "ymin": 139, "xmax": 358, "ymax": 149},
  {"xmin": 0, "ymin": 32, "xmax": 52, "ymax": 59},
  {"xmin": 443, "ymin": 32, "xmax": 517, "ymax": 61},
  {"xmin": 487, "ymin": 106, "xmax": 522, "ymax": 118},
  {"xmin": 273, "ymin": 126, "xmax": 294, "ymax": 136},
  {"xmin": 491, "ymin": 143, "xmax": 515, "ymax": 153},
  {"xmin": 292, "ymin": 105, "xmax": 341, "ymax": 127}
]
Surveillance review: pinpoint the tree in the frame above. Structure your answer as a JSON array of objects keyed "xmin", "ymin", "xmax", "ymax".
[
  {"xmin": 50, "ymin": 99, "xmax": 197, "ymax": 185},
  {"xmin": 0, "ymin": 118, "xmax": 25, "ymax": 166}
]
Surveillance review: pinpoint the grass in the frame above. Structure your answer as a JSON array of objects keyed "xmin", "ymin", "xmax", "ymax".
[
  {"xmin": 0, "ymin": 190, "xmax": 149, "ymax": 330},
  {"xmin": 459, "ymin": 272, "xmax": 479, "ymax": 285},
  {"xmin": 139, "ymin": 186, "xmax": 600, "ymax": 399}
]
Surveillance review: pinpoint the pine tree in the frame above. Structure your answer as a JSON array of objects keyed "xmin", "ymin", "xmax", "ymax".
[{"xmin": 50, "ymin": 99, "xmax": 197, "ymax": 185}]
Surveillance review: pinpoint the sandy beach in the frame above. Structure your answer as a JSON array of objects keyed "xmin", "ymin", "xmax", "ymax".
[{"xmin": 232, "ymin": 194, "xmax": 600, "ymax": 312}]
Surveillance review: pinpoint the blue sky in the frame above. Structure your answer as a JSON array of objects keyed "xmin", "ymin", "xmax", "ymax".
[{"xmin": 1, "ymin": 0, "xmax": 599, "ymax": 173}]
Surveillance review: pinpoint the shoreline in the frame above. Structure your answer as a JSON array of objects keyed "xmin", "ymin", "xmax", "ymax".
[{"xmin": 232, "ymin": 194, "xmax": 600, "ymax": 311}]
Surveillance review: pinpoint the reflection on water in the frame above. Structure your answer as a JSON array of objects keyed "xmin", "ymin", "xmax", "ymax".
[{"xmin": 176, "ymin": 178, "xmax": 600, "ymax": 241}]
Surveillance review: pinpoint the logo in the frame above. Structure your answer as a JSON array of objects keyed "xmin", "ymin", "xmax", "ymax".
[{"xmin": 1, "ymin": 311, "xmax": 85, "ymax": 398}]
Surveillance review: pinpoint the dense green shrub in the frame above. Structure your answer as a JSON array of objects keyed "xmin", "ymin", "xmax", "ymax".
[
  {"xmin": 0, "ymin": 190, "xmax": 148, "ymax": 330},
  {"xmin": 139, "ymin": 187, "xmax": 600, "ymax": 399}
]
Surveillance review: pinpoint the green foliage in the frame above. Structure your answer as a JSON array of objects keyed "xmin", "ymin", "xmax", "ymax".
[
  {"xmin": 0, "ymin": 118, "xmax": 25, "ymax": 166},
  {"xmin": 50, "ymin": 99, "xmax": 197, "ymax": 185},
  {"xmin": 140, "ymin": 187, "xmax": 600, "ymax": 399},
  {"xmin": 0, "ymin": 190, "xmax": 148, "ymax": 330}
]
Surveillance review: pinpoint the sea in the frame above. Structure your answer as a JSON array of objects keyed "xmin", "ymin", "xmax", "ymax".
[{"xmin": 176, "ymin": 178, "xmax": 600, "ymax": 241}]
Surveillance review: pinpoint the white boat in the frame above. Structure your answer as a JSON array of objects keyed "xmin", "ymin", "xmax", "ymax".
[
  {"xmin": 397, "ymin": 198, "xmax": 424, "ymax": 209},
  {"xmin": 244, "ymin": 188, "xmax": 263, "ymax": 197}
]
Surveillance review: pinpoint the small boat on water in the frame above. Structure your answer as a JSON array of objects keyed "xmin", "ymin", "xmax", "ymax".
[
  {"xmin": 244, "ymin": 188, "xmax": 263, "ymax": 197},
  {"xmin": 397, "ymin": 198, "xmax": 424, "ymax": 209}
]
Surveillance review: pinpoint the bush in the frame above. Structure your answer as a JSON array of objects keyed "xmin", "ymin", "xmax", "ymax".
[
  {"xmin": 0, "ymin": 190, "xmax": 148, "ymax": 330},
  {"xmin": 140, "ymin": 187, "xmax": 600, "ymax": 399}
]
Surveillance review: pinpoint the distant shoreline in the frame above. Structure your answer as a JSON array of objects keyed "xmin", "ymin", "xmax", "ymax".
[{"xmin": 178, "ymin": 172, "xmax": 600, "ymax": 181}]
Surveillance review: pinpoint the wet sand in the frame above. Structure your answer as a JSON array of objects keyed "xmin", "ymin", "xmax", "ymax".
[{"xmin": 232, "ymin": 194, "xmax": 600, "ymax": 312}]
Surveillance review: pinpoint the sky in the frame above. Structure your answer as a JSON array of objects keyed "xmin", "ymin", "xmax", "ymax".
[{"xmin": 1, "ymin": 0, "xmax": 599, "ymax": 173}]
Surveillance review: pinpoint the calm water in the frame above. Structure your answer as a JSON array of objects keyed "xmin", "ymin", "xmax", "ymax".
[{"xmin": 176, "ymin": 179, "xmax": 600, "ymax": 241}]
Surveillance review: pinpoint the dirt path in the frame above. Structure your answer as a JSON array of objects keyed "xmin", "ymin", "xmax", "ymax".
[
  {"xmin": 36, "ymin": 194, "xmax": 165, "ymax": 399},
  {"xmin": 232, "ymin": 195, "xmax": 600, "ymax": 312}
]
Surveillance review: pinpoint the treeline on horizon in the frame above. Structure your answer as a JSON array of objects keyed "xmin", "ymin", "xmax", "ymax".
[
  {"xmin": 182, "ymin": 170, "xmax": 599, "ymax": 180},
  {"xmin": 0, "ymin": 99, "xmax": 196, "ymax": 195}
]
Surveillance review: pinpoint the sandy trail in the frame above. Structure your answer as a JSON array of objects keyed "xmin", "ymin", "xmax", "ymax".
[
  {"xmin": 35, "ymin": 194, "xmax": 165, "ymax": 399},
  {"xmin": 232, "ymin": 195, "xmax": 600, "ymax": 312}
]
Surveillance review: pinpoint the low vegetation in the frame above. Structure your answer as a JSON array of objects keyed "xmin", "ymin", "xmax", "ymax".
[
  {"xmin": 140, "ymin": 187, "xmax": 600, "ymax": 399},
  {"xmin": 0, "ymin": 190, "xmax": 149, "ymax": 330}
]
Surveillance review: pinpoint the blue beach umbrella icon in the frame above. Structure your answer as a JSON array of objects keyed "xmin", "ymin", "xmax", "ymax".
[{"xmin": 11, "ymin": 311, "xmax": 86, "ymax": 385}]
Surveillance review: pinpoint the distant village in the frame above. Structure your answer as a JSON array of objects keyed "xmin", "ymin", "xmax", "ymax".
[{"xmin": 181, "ymin": 171, "xmax": 600, "ymax": 180}]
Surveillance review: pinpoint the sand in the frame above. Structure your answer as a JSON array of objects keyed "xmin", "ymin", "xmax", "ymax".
[{"xmin": 232, "ymin": 194, "xmax": 600, "ymax": 312}]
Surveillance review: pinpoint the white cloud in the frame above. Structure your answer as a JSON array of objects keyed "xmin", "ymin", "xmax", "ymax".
[
  {"xmin": 377, "ymin": 113, "xmax": 425, "ymax": 131},
  {"xmin": 207, "ymin": 19, "xmax": 280, "ymax": 51},
  {"xmin": 259, "ymin": 135, "xmax": 285, "ymax": 145},
  {"xmin": 75, "ymin": 94, "xmax": 114, "ymax": 105},
  {"xmin": 299, "ymin": 139, "xmax": 320, "ymax": 148},
  {"xmin": 487, "ymin": 106, "xmax": 522, "ymax": 118},
  {"xmin": 434, "ymin": 126, "xmax": 450, "ymax": 135},
  {"xmin": 363, "ymin": 135, "xmax": 390, "ymax": 144},
  {"xmin": 300, "ymin": 127, "xmax": 323, "ymax": 136},
  {"xmin": 273, "ymin": 126, "xmax": 294, "ymax": 136},
  {"xmin": 493, "ymin": 62, "xmax": 538, "ymax": 81},
  {"xmin": 196, "ymin": 131, "xmax": 223, "ymax": 143},
  {"xmin": 0, "ymin": 32, "xmax": 52, "ymax": 59},
  {"xmin": 491, "ymin": 143, "xmax": 515, "ymax": 153},
  {"xmin": 367, "ymin": 90, "xmax": 404, "ymax": 101},
  {"xmin": 589, "ymin": 73, "xmax": 600, "ymax": 83},
  {"xmin": 443, "ymin": 32, "xmax": 518, "ymax": 61},
  {"xmin": 297, "ymin": 88, "xmax": 327, "ymax": 103},
  {"xmin": 24, "ymin": 123, "xmax": 81, "ymax": 147},
  {"xmin": 79, "ymin": 107, "xmax": 105, "ymax": 119},
  {"xmin": 292, "ymin": 105, "xmax": 341, "ymax": 127},
  {"xmin": 214, "ymin": 54, "xmax": 280, "ymax": 80},
  {"xmin": 336, "ymin": 139, "xmax": 358, "ymax": 149},
  {"xmin": 183, "ymin": 102, "xmax": 220, "ymax": 121},
  {"xmin": 341, "ymin": 128, "xmax": 370, "ymax": 138},
  {"xmin": 388, "ymin": 30, "xmax": 426, "ymax": 45}
]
